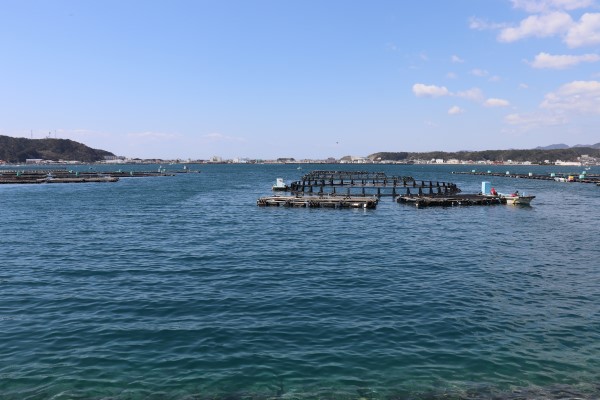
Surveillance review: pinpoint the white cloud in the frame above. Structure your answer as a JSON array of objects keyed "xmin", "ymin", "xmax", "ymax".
[
  {"xmin": 469, "ymin": 17, "xmax": 508, "ymax": 31},
  {"xmin": 202, "ymin": 132, "xmax": 246, "ymax": 143},
  {"xmin": 456, "ymin": 87, "xmax": 485, "ymax": 102},
  {"xmin": 565, "ymin": 13, "xmax": 600, "ymax": 47},
  {"xmin": 519, "ymin": 83, "xmax": 530, "ymax": 89},
  {"xmin": 505, "ymin": 81, "xmax": 600, "ymax": 133},
  {"xmin": 451, "ymin": 55, "xmax": 465, "ymax": 63},
  {"xmin": 412, "ymin": 83, "xmax": 450, "ymax": 97},
  {"xmin": 484, "ymin": 98, "xmax": 511, "ymax": 107},
  {"xmin": 448, "ymin": 106, "xmax": 465, "ymax": 114},
  {"xmin": 446, "ymin": 72, "xmax": 458, "ymax": 79},
  {"xmin": 529, "ymin": 51, "xmax": 600, "ymax": 68},
  {"xmin": 510, "ymin": 0, "xmax": 594, "ymax": 12},
  {"xmin": 504, "ymin": 112, "xmax": 568, "ymax": 129},
  {"xmin": 470, "ymin": 68, "xmax": 489, "ymax": 77},
  {"xmin": 540, "ymin": 80, "xmax": 600, "ymax": 113},
  {"xmin": 489, "ymin": 75, "xmax": 502, "ymax": 82},
  {"xmin": 412, "ymin": 82, "xmax": 517, "ymax": 118},
  {"xmin": 127, "ymin": 131, "xmax": 179, "ymax": 140},
  {"xmin": 498, "ymin": 11, "xmax": 573, "ymax": 42}
]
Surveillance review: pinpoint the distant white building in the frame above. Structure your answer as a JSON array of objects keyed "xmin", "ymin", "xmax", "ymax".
[
  {"xmin": 555, "ymin": 160, "xmax": 580, "ymax": 166},
  {"xmin": 101, "ymin": 156, "xmax": 127, "ymax": 164},
  {"xmin": 340, "ymin": 156, "xmax": 371, "ymax": 164}
]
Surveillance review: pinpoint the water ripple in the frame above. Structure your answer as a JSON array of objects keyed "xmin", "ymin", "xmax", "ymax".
[{"xmin": 1, "ymin": 164, "xmax": 599, "ymax": 399}]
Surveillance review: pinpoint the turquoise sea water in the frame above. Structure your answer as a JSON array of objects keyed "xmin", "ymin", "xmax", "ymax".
[{"xmin": 1, "ymin": 164, "xmax": 599, "ymax": 399}]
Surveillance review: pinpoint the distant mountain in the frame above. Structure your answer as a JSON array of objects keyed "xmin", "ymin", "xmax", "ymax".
[
  {"xmin": 0, "ymin": 135, "xmax": 115, "ymax": 163},
  {"xmin": 573, "ymin": 143, "xmax": 600, "ymax": 149},
  {"xmin": 536, "ymin": 142, "xmax": 600, "ymax": 150},
  {"xmin": 535, "ymin": 143, "xmax": 570, "ymax": 150},
  {"xmin": 369, "ymin": 147, "xmax": 600, "ymax": 163}
]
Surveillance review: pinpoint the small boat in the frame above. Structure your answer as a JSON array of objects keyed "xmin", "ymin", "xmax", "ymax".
[
  {"xmin": 502, "ymin": 193, "xmax": 535, "ymax": 205},
  {"xmin": 272, "ymin": 178, "xmax": 289, "ymax": 191}
]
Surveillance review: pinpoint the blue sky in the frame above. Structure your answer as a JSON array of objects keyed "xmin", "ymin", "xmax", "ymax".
[{"xmin": 1, "ymin": 0, "xmax": 599, "ymax": 159}]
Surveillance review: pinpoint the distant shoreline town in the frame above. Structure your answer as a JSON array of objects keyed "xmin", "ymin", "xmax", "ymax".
[
  {"xmin": 3, "ymin": 154, "xmax": 598, "ymax": 167},
  {"xmin": 1, "ymin": 135, "xmax": 599, "ymax": 166}
]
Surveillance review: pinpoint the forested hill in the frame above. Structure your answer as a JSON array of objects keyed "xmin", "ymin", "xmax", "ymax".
[
  {"xmin": 369, "ymin": 146, "xmax": 600, "ymax": 163},
  {"xmin": 0, "ymin": 135, "xmax": 115, "ymax": 163}
]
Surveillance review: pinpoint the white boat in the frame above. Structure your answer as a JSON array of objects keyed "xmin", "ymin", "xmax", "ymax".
[
  {"xmin": 272, "ymin": 178, "xmax": 288, "ymax": 191},
  {"xmin": 503, "ymin": 193, "xmax": 535, "ymax": 205}
]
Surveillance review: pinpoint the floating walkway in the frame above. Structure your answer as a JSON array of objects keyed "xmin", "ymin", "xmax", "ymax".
[
  {"xmin": 0, "ymin": 169, "xmax": 174, "ymax": 184},
  {"xmin": 257, "ymin": 195, "xmax": 378, "ymax": 209},
  {"xmin": 453, "ymin": 170, "xmax": 600, "ymax": 184},
  {"xmin": 289, "ymin": 170, "xmax": 461, "ymax": 198},
  {"xmin": 397, "ymin": 194, "xmax": 505, "ymax": 208},
  {"xmin": 0, "ymin": 176, "xmax": 119, "ymax": 184}
]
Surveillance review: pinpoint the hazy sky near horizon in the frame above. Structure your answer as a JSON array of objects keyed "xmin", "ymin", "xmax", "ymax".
[{"xmin": 1, "ymin": 0, "xmax": 600, "ymax": 159}]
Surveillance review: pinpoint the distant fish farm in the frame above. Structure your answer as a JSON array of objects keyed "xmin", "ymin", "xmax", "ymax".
[
  {"xmin": 0, "ymin": 169, "xmax": 176, "ymax": 184},
  {"xmin": 454, "ymin": 169, "xmax": 600, "ymax": 184}
]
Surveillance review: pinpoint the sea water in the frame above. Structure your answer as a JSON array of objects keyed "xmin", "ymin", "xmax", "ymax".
[{"xmin": 1, "ymin": 164, "xmax": 599, "ymax": 399}]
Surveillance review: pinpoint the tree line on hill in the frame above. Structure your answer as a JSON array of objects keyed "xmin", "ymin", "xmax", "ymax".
[
  {"xmin": 369, "ymin": 146, "xmax": 600, "ymax": 163},
  {"xmin": 0, "ymin": 135, "xmax": 114, "ymax": 163}
]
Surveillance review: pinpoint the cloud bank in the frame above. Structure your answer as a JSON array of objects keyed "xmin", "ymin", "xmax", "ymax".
[{"xmin": 529, "ymin": 52, "xmax": 600, "ymax": 68}]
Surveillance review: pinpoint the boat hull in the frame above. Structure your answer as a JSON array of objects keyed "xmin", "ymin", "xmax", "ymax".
[{"xmin": 504, "ymin": 195, "xmax": 535, "ymax": 205}]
